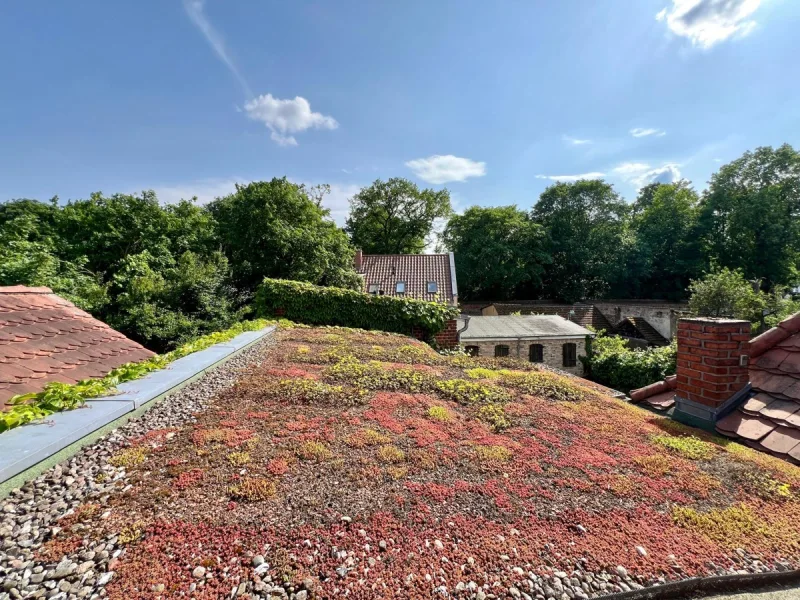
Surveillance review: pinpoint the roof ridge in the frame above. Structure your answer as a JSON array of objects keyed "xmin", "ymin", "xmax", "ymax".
[
  {"xmin": 0, "ymin": 286, "xmax": 54, "ymax": 295},
  {"xmin": 750, "ymin": 311, "xmax": 800, "ymax": 358}
]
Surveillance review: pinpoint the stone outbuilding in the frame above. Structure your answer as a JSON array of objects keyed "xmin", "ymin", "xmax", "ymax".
[{"xmin": 458, "ymin": 315, "xmax": 594, "ymax": 375}]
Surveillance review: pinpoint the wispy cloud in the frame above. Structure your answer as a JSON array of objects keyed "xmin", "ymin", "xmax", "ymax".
[
  {"xmin": 405, "ymin": 155, "xmax": 486, "ymax": 185},
  {"xmin": 183, "ymin": 0, "xmax": 252, "ymax": 98},
  {"xmin": 630, "ymin": 127, "xmax": 666, "ymax": 138},
  {"xmin": 563, "ymin": 135, "xmax": 592, "ymax": 146},
  {"xmin": 535, "ymin": 172, "xmax": 605, "ymax": 182},
  {"xmin": 243, "ymin": 94, "xmax": 338, "ymax": 147},
  {"xmin": 612, "ymin": 162, "xmax": 681, "ymax": 187},
  {"xmin": 656, "ymin": 0, "xmax": 761, "ymax": 48}
]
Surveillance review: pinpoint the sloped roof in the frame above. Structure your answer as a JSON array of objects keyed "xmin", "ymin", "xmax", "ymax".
[
  {"xmin": 716, "ymin": 312, "xmax": 800, "ymax": 463},
  {"xmin": 358, "ymin": 253, "xmax": 457, "ymax": 303},
  {"xmin": 615, "ymin": 317, "xmax": 670, "ymax": 347},
  {"xmin": 0, "ymin": 286, "xmax": 154, "ymax": 409},
  {"xmin": 460, "ymin": 315, "xmax": 594, "ymax": 341},
  {"xmin": 489, "ymin": 303, "xmax": 615, "ymax": 332}
]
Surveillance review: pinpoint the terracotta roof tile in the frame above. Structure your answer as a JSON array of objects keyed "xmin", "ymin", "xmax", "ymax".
[
  {"xmin": 717, "ymin": 312, "xmax": 800, "ymax": 463},
  {"xmin": 715, "ymin": 412, "xmax": 774, "ymax": 441},
  {"xmin": 358, "ymin": 254, "xmax": 457, "ymax": 304},
  {"xmin": 760, "ymin": 427, "xmax": 800, "ymax": 455},
  {"xmin": 0, "ymin": 286, "xmax": 155, "ymax": 409}
]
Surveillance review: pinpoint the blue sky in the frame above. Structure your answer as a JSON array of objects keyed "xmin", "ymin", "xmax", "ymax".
[{"xmin": 1, "ymin": 0, "xmax": 798, "ymax": 223}]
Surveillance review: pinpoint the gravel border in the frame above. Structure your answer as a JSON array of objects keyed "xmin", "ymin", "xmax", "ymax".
[{"xmin": 0, "ymin": 335, "xmax": 276, "ymax": 600}]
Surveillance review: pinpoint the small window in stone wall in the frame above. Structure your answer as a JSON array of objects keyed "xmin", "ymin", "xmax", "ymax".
[
  {"xmin": 529, "ymin": 344, "xmax": 544, "ymax": 363},
  {"xmin": 465, "ymin": 345, "xmax": 479, "ymax": 356},
  {"xmin": 494, "ymin": 345, "xmax": 510, "ymax": 358},
  {"xmin": 562, "ymin": 343, "xmax": 577, "ymax": 367}
]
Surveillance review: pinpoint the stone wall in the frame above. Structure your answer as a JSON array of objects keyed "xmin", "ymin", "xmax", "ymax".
[
  {"xmin": 461, "ymin": 338, "xmax": 587, "ymax": 375},
  {"xmin": 592, "ymin": 301, "xmax": 688, "ymax": 340}
]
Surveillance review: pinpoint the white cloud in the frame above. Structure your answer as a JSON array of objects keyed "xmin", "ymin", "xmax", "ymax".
[
  {"xmin": 244, "ymin": 94, "xmax": 338, "ymax": 146},
  {"xmin": 612, "ymin": 162, "xmax": 682, "ymax": 187},
  {"xmin": 535, "ymin": 172, "xmax": 605, "ymax": 182},
  {"xmin": 656, "ymin": 0, "xmax": 761, "ymax": 48},
  {"xmin": 405, "ymin": 155, "xmax": 486, "ymax": 184},
  {"xmin": 563, "ymin": 135, "xmax": 592, "ymax": 145},
  {"xmin": 630, "ymin": 127, "xmax": 666, "ymax": 138},
  {"xmin": 183, "ymin": 0, "xmax": 252, "ymax": 97}
]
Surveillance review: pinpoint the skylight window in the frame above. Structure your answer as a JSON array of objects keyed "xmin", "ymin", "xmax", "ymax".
[
  {"xmin": 396, "ymin": 281, "xmax": 405, "ymax": 294},
  {"xmin": 427, "ymin": 281, "xmax": 438, "ymax": 293},
  {"xmin": 368, "ymin": 284, "xmax": 379, "ymax": 294}
]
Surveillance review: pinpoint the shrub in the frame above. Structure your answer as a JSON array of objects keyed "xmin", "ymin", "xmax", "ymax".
[
  {"xmin": 345, "ymin": 428, "xmax": 391, "ymax": 448},
  {"xmin": 226, "ymin": 451, "xmax": 251, "ymax": 467},
  {"xmin": 297, "ymin": 441, "xmax": 333, "ymax": 462},
  {"xmin": 426, "ymin": 406, "xmax": 452, "ymax": 422},
  {"xmin": 477, "ymin": 403, "xmax": 511, "ymax": 431},
  {"xmin": 581, "ymin": 332, "xmax": 676, "ymax": 394},
  {"xmin": 474, "ymin": 445, "xmax": 513, "ymax": 463},
  {"xmin": 255, "ymin": 278, "xmax": 459, "ymax": 338},
  {"xmin": 229, "ymin": 477, "xmax": 277, "ymax": 501},
  {"xmin": 435, "ymin": 379, "xmax": 511, "ymax": 405},
  {"xmin": 376, "ymin": 444, "xmax": 406, "ymax": 464},
  {"xmin": 652, "ymin": 434, "xmax": 715, "ymax": 460},
  {"xmin": 108, "ymin": 447, "xmax": 148, "ymax": 469}
]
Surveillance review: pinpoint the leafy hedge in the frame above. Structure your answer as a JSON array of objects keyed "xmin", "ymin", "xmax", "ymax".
[
  {"xmin": 255, "ymin": 278, "xmax": 460, "ymax": 338},
  {"xmin": 581, "ymin": 333, "xmax": 676, "ymax": 394},
  {"xmin": 0, "ymin": 319, "xmax": 275, "ymax": 433}
]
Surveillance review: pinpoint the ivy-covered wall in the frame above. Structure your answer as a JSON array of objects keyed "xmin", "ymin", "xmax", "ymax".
[{"xmin": 255, "ymin": 278, "xmax": 460, "ymax": 339}]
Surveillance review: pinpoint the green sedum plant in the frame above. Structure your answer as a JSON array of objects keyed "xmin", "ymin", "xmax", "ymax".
[{"xmin": 0, "ymin": 319, "xmax": 274, "ymax": 433}]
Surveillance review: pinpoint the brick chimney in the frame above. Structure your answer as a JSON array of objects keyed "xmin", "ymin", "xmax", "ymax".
[
  {"xmin": 673, "ymin": 317, "xmax": 751, "ymax": 430},
  {"xmin": 354, "ymin": 249, "xmax": 363, "ymax": 271}
]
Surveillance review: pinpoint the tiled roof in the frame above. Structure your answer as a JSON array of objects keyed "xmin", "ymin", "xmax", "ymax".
[
  {"xmin": 716, "ymin": 312, "xmax": 800, "ymax": 463},
  {"xmin": 460, "ymin": 315, "xmax": 594, "ymax": 341},
  {"xmin": 358, "ymin": 254, "xmax": 456, "ymax": 303},
  {"xmin": 614, "ymin": 317, "xmax": 670, "ymax": 347},
  {"xmin": 489, "ymin": 304, "xmax": 615, "ymax": 332},
  {"xmin": 0, "ymin": 286, "xmax": 154, "ymax": 409},
  {"xmin": 630, "ymin": 375, "xmax": 677, "ymax": 411}
]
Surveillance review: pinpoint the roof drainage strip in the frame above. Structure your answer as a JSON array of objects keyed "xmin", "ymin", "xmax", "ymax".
[{"xmin": 0, "ymin": 325, "xmax": 276, "ymax": 484}]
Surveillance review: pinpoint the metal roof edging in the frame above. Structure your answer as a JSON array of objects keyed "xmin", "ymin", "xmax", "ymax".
[
  {"xmin": 0, "ymin": 325, "xmax": 277, "ymax": 490},
  {"xmin": 448, "ymin": 251, "xmax": 458, "ymax": 299}
]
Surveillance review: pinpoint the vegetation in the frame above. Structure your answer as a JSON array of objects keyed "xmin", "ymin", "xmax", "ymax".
[
  {"xmin": 581, "ymin": 331, "xmax": 677, "ymax": 394},
  {"xmin": 255, "ymin": 278, "xmax": 459, "ymax": 338},
  {"xmin": 345, "ymin": 178, "xmax": 452, "ymax": 254}
]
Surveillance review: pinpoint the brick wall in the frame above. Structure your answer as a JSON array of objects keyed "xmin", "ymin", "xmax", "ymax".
[
  {"xmin": 412, "ymin": 319, "xmax": 459, "ymax": 349},
  {"xmin": 676, "ymin": 317, "xmax": 750, "ymax": 408},
  {"xmin": 461, "ymin": 338, "xmax": 586, "ymax": 375}
]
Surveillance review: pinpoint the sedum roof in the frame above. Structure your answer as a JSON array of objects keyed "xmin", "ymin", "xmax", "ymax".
[{"xmin": 0, "ymin": 286, "xmax": 154, "ymax": 409}]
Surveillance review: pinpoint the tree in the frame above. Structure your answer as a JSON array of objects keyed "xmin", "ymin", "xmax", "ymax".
[
  {"xmin": 209, "ymin": 179, "xmax": 361, "ymax": 294},
  {"xmin": 629, "ymin": 181, "xmax": 703, "ymax": 300},
  {"xmin": 688, "ymin": 268, "xmax": 766, "ymax": 322},
  {"xmin": 532, "ymin": 180, "xmax": 629, "ymax": 302},
  {"xmin": 345, "ymin": 178, "xmax": 452, "ymax": 254},
  {"xmin": 441, "ymin": 206, "xmax": 549, "ymax": 300},
  {"xmin": 698, "ymin": 144, "xmax": 800, "ymax": 290}
]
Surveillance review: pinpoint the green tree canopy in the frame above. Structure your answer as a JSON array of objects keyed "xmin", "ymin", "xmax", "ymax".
[
  {"xmin": 629, "ymin": 181, "xmax": 703, "ymax": 300},
  {"xmin": 441, "ymin": 205, "xmax": 549, "ymax": 300},
  {"xmin": 699, "ymin": 144, "xmax": 800, "ymax": 290},
  {"xmin": 532, "ymin": 179, "xmax": 629, "ymax": 302},
  {"xmin": 345, "ymin": 178, "xmax": 452, "ymax": 254},
  {"xmin": 209, "ymin": 178, "xmax": 360, "ymax": 293}
]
